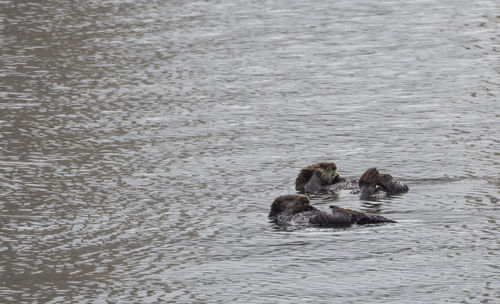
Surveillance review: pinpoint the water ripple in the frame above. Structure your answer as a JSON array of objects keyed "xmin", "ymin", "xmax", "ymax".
[{"xmin": 1, "ymin": 0, "xmax": 499, "ymax": 303}]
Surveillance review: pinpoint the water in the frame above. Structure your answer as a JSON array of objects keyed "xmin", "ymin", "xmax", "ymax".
[{"xmin": 1, "ymin": 0, "xmax": 499, "ymax": 302}]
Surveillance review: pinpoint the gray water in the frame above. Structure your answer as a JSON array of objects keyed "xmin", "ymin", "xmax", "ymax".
[{"xmin": 1, "ymin": 0, "xmax": 499, "ymax": 303}]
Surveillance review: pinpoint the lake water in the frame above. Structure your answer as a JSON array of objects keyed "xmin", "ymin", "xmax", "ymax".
[{"xmin": 1, "ymin": 0, "xmax": 499, "ymax": 303}]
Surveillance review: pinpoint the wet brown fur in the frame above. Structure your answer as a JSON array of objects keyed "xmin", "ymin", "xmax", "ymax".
[
  {"xmin": 358, "ymin": 167, "xmax": 380, "ymax": 186},
  {"xmin": 269, "ymin": 194, "xmax": 396, "ymax": 225},
  {"xmin": 295, "ymin": 162, "xmax": 338, "ymax": 191},
  {"xmin": 269, "ymin": 194, "xmax": 312, "ymax": 218},
  {"xmin": 329, "ymin": 205, "xmax": 396, "ymax": 224},
  {"xmin": 377, "ymin": 174, "xmax": 393, "ymax": 187},
  {"xmin": 329, "ymin": 205, "xmax": 367, "ymax": 222}
]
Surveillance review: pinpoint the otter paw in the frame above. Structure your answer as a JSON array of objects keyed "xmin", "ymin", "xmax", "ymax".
[
  {"xmin": 329, "ymin": 205, "xmax": 363, "ymax": 222},
  {"xmin": 330, "ymin": 205, "xmax": 395, "ymax": 224},
  {"xmin": 377, "ymin": 174, "xmax": 409, "ymax": 194}
]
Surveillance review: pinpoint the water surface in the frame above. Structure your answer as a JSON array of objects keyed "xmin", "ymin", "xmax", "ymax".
[{"xmin": 1, "ymin": 0, "xmax": 499, "ymax": 302}]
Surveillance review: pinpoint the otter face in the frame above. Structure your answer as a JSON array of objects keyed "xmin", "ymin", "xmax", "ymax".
[
  {"xmin": 295, "ymin": 162, "xmax": 340, "ymax": 191},
  {"xmin": 269, "ymin": 194, "xmax": 312, "ymax": 218},
  {"xmin": 317, "ymin": 162, "xmax": 338, "ymax": 184}
]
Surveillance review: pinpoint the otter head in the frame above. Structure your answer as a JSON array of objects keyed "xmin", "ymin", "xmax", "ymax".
[
  {"xmin": 377, "ymin": 173, "xmax": 409, "ymax": 194},
  {"xmin": 269, "ymin": 194, "xmax": 313, "ymax": 218},
  {"xmin": 295, "ymin": 162, "xmax": 340, "ymax": 191}
]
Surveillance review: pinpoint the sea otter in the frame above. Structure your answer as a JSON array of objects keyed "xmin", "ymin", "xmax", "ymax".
[
  {"xmin": 269, "ymin": 194, "xmax": 396, "ymax": 227},
  {"xmin": 295, "ymin": 162, "xmax": 409, "ymax": 197}
]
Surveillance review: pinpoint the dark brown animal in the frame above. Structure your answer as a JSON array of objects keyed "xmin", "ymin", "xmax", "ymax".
[
  {"xmin": 295, "ymin": 162, "xmax": 409, "ymax": 198},
  {"xmin": 295, "ymin": 162, "xmax": 344, "ymax": 192},
  {"xmin": 269, "ymin": 194, "xmax": 396, "ymax": 227}
]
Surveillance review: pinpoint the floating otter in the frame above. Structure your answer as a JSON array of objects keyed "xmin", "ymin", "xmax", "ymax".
[
  {"xmin": 295, "ymin": 162, "xmax": 345, "ymax": 192},
  {"xmin": 358, "ymin": 167, "xmax": 409, "ymax": 197},
  {"xmin": 269, "ymin": 194, "xmax": 396, "ymax": 227},
  {"xmin": 295, "ymin": 162, "xmax": 409, "ymax": 197}
]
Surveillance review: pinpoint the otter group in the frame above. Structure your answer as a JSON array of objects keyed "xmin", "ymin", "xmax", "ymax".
[{"xmin": 269, "ymin": 162, "xmax": 409, "ymax": 227}]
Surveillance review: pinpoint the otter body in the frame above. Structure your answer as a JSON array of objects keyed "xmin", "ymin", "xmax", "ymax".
[
  {"xmin": 269, "ymin": 194, "xmax": 395, "ymax": 227},
  {"xmin": 295, "ymin": 162, "xmax": 409, "ymax": 198}
]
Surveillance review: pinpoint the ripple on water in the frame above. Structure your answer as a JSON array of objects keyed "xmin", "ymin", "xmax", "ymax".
[{"xmin": 1, "ymin": 0, "xmax": 500, "ymax": 303}]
